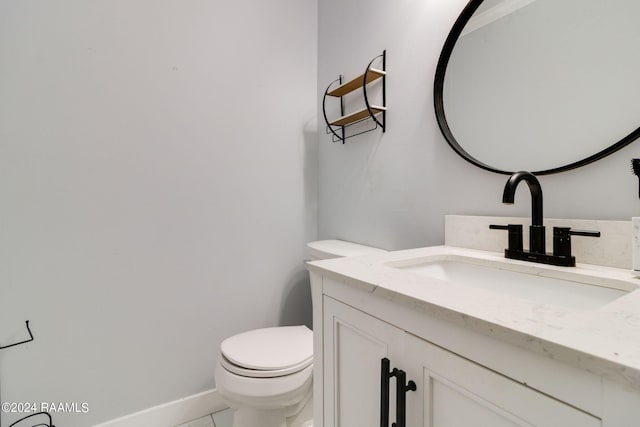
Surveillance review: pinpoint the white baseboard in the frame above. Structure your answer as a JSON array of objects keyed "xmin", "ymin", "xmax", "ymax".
[{"xmin": 93, "ymin": 389, "xmax": 227, "ymax": 427}]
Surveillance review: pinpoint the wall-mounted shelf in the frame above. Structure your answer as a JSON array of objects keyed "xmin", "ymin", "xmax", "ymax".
[
  {"xmin": 322, "ymin": 50, "xmax": 386, "ymax": 143},
  {"xmin": 326, "ymin": 69, "xmax": 386, "ymax": 97},
  {"xmin": 330, "ymin": 106, "xmax": 386, "ymax": 127}
]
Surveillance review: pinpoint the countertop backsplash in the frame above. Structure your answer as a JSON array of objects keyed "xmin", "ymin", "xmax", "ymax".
[{"xmin": 445, "ymin": 215, "xmax": 632, "ymax": 270}]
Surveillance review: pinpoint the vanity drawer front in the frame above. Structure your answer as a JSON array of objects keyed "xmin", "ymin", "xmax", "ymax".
[{"xmin": 405, "ymin": 334, "xmax": 600, "ymax": 427}]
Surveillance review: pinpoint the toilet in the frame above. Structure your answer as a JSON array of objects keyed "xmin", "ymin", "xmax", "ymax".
[{"xmin": 214, "ymin": 240, "xmax": 386, "ymax": 427}]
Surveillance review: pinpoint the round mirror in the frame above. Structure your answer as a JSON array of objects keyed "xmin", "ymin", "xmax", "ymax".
[{"xmin": 434, "ymin": 0, "xmax": 640, "ymax": 175}]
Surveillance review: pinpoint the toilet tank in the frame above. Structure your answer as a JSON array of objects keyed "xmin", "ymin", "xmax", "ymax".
[{"xmin": 306, "ymin": 240, "xmax": 386, "ymax": 261}]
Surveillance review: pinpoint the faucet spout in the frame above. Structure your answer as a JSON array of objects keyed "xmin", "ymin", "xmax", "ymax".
[
  {"xmin": 502, "ymin": 171, "xmax": 545, "ymax": 254},
  {"xmin": 502, "ymin": 171, "xmax": 543, "ymax": 226}
]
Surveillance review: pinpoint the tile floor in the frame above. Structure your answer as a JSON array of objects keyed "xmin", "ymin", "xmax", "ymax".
[{"xmin": 175, "ymin": 408, "xmax": 233, "ymax": 427}]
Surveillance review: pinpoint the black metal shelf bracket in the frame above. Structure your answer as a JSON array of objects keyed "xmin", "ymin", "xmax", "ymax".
[
  {"xmin": 0, "ymin": 321, "xmax": 34, "ymax": 351},
  {"xmin": 322, "ymin": 76, "xmax": 345, "ymax": 143},
  {"xmin": 363, "ymin": 51, "xmax": 386, "ymax": 132}
]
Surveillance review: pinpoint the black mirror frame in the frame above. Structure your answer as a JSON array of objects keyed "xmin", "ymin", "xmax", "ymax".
[{"xmin": 433, "ymin": 0, "xmax": 640, "ymax": 176}]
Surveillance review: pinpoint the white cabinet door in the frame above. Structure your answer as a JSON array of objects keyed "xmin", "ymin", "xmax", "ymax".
[
  {"xmin": 404, "ymin": 334, "xmax": 601, "ymax": 427},
  {"xmin": 323, "ymin": 296, "xmax": 404, "ymax": 427}
]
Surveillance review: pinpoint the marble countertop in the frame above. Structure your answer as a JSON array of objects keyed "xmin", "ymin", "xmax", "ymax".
[{"xmin": 307, "ymin": 245, "xmax": 640, "ymax": 389}]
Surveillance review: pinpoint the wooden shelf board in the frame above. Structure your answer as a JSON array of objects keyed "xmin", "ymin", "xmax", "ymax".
[
  {"xmin": 327, "ymin": 69, "xmax": 386, "ymax": 97},
  {"xmin": 330, "ymin": 106, "xmax": 386, "ymax": 127}
]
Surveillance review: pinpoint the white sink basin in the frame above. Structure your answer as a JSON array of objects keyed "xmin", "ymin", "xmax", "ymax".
[{"xmin": 392, "ymin": 256, "xmax": 632, "ymax": 310}]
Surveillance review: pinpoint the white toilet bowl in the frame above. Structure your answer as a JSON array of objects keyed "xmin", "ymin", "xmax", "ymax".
[
  {"xmin": 215, "ymin": 326, "xmax": 313, "ymax": 427},
  {"xmin": 215, "ymin": 240, "xmax": 386, "ymax": 427}
]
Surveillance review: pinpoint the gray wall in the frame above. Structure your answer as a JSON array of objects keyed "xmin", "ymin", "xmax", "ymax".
[
  {"xmin": 0, "ymin": 1, "xmax": 317, "ymax": 425},
  {"xmin": 318, "ymin": 0, "xmax": 640, "ymax": 250}
]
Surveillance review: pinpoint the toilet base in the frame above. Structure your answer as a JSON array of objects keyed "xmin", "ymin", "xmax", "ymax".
[
  {"xmin": 230, "ymin": 394, "xmax": 312, "ymax": 427},
  {"xmin": 232, "ymin": 407, "xmax": 286, "ymax": 427}
]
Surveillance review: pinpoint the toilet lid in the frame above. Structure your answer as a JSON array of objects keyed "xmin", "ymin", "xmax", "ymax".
[{"xmin": 220, "ymin": 326, "xmax": 313, "ymax": 374}]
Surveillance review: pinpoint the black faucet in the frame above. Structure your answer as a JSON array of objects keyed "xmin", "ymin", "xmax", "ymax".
[
  {"xmin": 502, "ymin": 171, "xmax": 545, "ymax": 254},
  {"xmin": 490, "ymin": 171, "xmax": 600, "ymax": 267}
]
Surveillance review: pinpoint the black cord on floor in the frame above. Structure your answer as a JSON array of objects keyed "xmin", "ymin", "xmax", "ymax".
[{"xmin": 0, "ymin": 322, "xmax": 54, "ymax": 427}]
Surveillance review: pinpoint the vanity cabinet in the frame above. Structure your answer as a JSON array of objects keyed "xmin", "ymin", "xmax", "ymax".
[
  {"xmin": 322, "ymin": 297, "xmax": 598, "ymax": 427},
  {"xmin": 311, "ymin": 271, "xmax": 640, "ymax": 427}
]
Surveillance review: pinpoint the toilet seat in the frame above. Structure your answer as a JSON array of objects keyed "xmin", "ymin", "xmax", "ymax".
[
  {"xmin": 220, "ymin": 353, "xmax": 312, "ymax": 378},
  {"xmin": 220, "ymin": 326, "xmax": 313, "ymax": 378}
]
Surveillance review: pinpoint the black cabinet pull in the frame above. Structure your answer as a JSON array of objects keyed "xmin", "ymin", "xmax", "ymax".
[
  {"xmin": 392, "ymin": 369, "xmax": 416, "ymax": 427},
  {"xmin": 381, "ymin": 358, "xmax": 416, "ymax": 427},
  {"xmin": 380, "ymin": 357, "xmax": 397, "ymax": 427}
]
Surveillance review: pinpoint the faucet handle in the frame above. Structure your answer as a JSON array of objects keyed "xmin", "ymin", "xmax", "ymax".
[
  {"xmin": 553, "ymin": 227, "xmax": 600, "ymax": 258},
  {"xmin": 567, "ymin": 229, "xmax": 601, "ymax": 238},
  {"xmin": 490, "ymin": 224, "xmax": 523, "ymax": 252}
]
